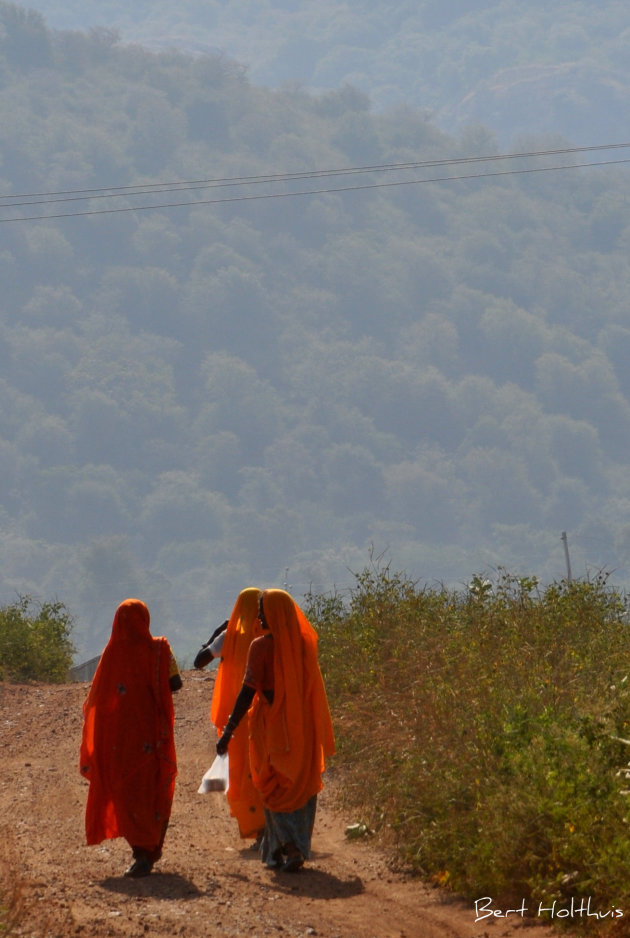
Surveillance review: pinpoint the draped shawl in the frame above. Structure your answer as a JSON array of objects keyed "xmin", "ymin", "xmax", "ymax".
[
  {"xmin": 79, "ymin": 599, "xmax": 177, "ymax": 848},
  {"xmin": 210, "ymin": 587, "xmax": 264, "ymax": 836},
  {"xmin": 248, "ymin": 589, "xmax": 335, "ymax": 814}
]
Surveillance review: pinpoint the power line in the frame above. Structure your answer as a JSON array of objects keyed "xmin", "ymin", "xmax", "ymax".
[
  {"xmin": 2, "ymin": 157, "xmax": 629, "ymax": 223},
  {"xmin": 1, "ymin": 143, "xmax": 629, "ymax": 223},
  {"xmin": 2, "ymin": 141, "xmax": 629, "ymax": 204}
]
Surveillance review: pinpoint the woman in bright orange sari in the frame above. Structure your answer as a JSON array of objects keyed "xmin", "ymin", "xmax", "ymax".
[
  {"xmin": 207, "ymin": 587, "xmax": 265, "ymax": 840},
  {"xmin": 217, "ymin": 589, "xmax": 335, "ymax": 871},
  {"xmin": 79, "ymin": 599, "xmax": 181, "ymax": 877}
]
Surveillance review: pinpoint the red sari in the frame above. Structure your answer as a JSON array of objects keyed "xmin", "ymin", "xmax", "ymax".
[{"xmin": 79, "ymin": 599, "xmax": 177, "ymax": 858}]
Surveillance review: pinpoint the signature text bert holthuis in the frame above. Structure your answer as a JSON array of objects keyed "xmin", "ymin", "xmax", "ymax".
[{"xmin": 474, "ymin": 897, "xmax": 623, "ymax": 922}]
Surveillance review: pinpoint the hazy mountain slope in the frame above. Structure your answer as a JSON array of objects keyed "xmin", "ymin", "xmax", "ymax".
[
  {"xmin": 12, "ymin": 0, "xmax": 630, "ymax": 143},
  {"xmin": 2, "ymin": 5, "xmax": 630, "ymax": 662}
]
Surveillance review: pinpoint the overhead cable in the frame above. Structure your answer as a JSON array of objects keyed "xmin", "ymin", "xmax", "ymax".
[{"xmin": 1, "ymin": 142, "xmax": 629, "ymax": 223}]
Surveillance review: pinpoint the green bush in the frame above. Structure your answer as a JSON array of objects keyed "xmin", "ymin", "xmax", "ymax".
[
  {"xmin": 0, "ymin": 596, "xmax": 75, "ymax": 683},
  {"xmin": 310, "ymin": 564, "xmax": 630, "ymax": 929}
]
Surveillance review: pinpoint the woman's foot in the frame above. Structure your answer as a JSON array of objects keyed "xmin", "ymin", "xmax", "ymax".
[
  {"xmin": 124, "ymin": 853, "xmax": 153, "ymax": 878},
  {"xmin": 281, "ymin": 844, "xmax": 304, "ymax": 873},
  {"xmin": 266, "ymin": 848, "xmax": 284, "ymax": 868},
  {"xmin": 250, "ymin": 829, "xmax": 264, "ymax": 851}
]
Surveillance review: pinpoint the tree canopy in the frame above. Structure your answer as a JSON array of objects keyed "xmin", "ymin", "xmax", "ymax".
[
  {"xmin": 0, "ymin": 596, "xmax": 75, "ymax": 682},
  {"xmin": 14, "ymin": 0, "xmax": 630, "ymax": 143},
  {"xmin": 1, "ymin": 4, "xmax": 630, "ymax": 660}
]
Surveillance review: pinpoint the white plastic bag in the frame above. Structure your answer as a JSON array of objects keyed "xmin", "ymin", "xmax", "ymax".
[{"xmin": 198, "ymin": 753, "xmax": 229, "ymax": 794}]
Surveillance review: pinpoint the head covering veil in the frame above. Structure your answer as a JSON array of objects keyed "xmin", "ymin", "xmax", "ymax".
[
  {"xmin": 249, "ymin": 589, "xmax": 335, "ymax": 813},
  {"xmin": 211, "ymin": 587, "xmax": 261, "ymax": 730},
  {"xmin": 209, "ymin": 587, "xmax": 265, "ymax": 837}
]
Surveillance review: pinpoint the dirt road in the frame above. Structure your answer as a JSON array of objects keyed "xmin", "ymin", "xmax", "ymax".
[{"xmin": 1, "ymin": 674, "xmax": 564, "ymax": 938}]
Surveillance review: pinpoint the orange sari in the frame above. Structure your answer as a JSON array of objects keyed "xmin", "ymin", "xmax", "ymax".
[
  {"xmin": 79, "ymin": 599, "xmax": 177, "ymax": 854},
  {"xmin": 210, "ymin": 587, "xmax": 265, "ymax": 837},
  {"xmin": 248, "ymin": 589, "xmax": 335, "ymax": 814}
]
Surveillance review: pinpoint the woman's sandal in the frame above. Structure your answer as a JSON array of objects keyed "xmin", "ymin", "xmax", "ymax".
[
  {"xmin": 124, "ymin": 854, "xmax": 153, "ymax": 878},
  {"xmin": 281, "ymin": 846, "xmax": 304, "ymax": 873}
]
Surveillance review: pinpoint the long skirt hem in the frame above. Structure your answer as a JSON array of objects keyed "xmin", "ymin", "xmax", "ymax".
[{"xmin": 260, "ymin": 795, "xmax": 317, "ymax": 867}]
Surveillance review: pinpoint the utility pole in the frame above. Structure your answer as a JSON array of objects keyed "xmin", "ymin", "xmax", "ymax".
[{"xmin": 561, "ymin": 531, "xmax": 572, "ymax": 583}]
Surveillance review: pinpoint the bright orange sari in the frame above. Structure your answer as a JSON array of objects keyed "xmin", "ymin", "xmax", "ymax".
[
  {"xmin": 210, "ymin": 587, "xmax": 265, "ymax": 837},
  {"xmin": 79, "ymin": 599, "xmax": 177, "ymax": 853},
  {"xmin": 248, "ymin": 589, "xmax": 335, "ymax": 814}
]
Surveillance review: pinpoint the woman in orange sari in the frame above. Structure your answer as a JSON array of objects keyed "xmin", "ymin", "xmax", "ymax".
[
  {"xmin": 196, "ymin": 587, "xmax": 265, "ymax": 842},
  {"xmin": 217, "ymin": 589, "xmax": 335, "ymax": 872},
  {"xmin": 79, "ymin": 599, "xmax": 182, "ymax": 878}
]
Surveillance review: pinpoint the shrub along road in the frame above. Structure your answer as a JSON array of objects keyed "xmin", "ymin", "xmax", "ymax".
[{"xmin": 0, "ymin": 674, "xmax": 565, "ymax": 938}]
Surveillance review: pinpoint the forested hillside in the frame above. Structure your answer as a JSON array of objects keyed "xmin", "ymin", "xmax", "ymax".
[
  {"xmin": 2, "ymin": 3, "xmax": 630, "ymax": 662},
  {"xmin": 14, "ymin": 0, "xmax": 630, "ymax": 143}
]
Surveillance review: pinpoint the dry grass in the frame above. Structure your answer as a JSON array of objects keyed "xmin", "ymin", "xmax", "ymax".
[{"xmin": 311, "ymin": 565, "xmax": 630, "ymax": 932}]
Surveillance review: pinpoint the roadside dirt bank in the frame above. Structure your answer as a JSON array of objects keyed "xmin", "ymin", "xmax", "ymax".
[{"xmin": 1, "ymin": 675, "xmax": 571, "ymax": 938}]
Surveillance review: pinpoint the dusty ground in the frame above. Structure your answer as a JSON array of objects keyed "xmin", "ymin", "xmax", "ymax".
[{"xmin": 1, "ymin": 673, "xmax": 568, "ymax": 938}]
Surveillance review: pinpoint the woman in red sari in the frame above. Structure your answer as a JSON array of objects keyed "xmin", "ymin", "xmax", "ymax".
[
  {"xmin": 79, "ymin": 599, "xmax": 182, "ymax": 877},
  {"xmin": 217, "ymin": 589, "xmax": 335, "ymax": 872}
]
